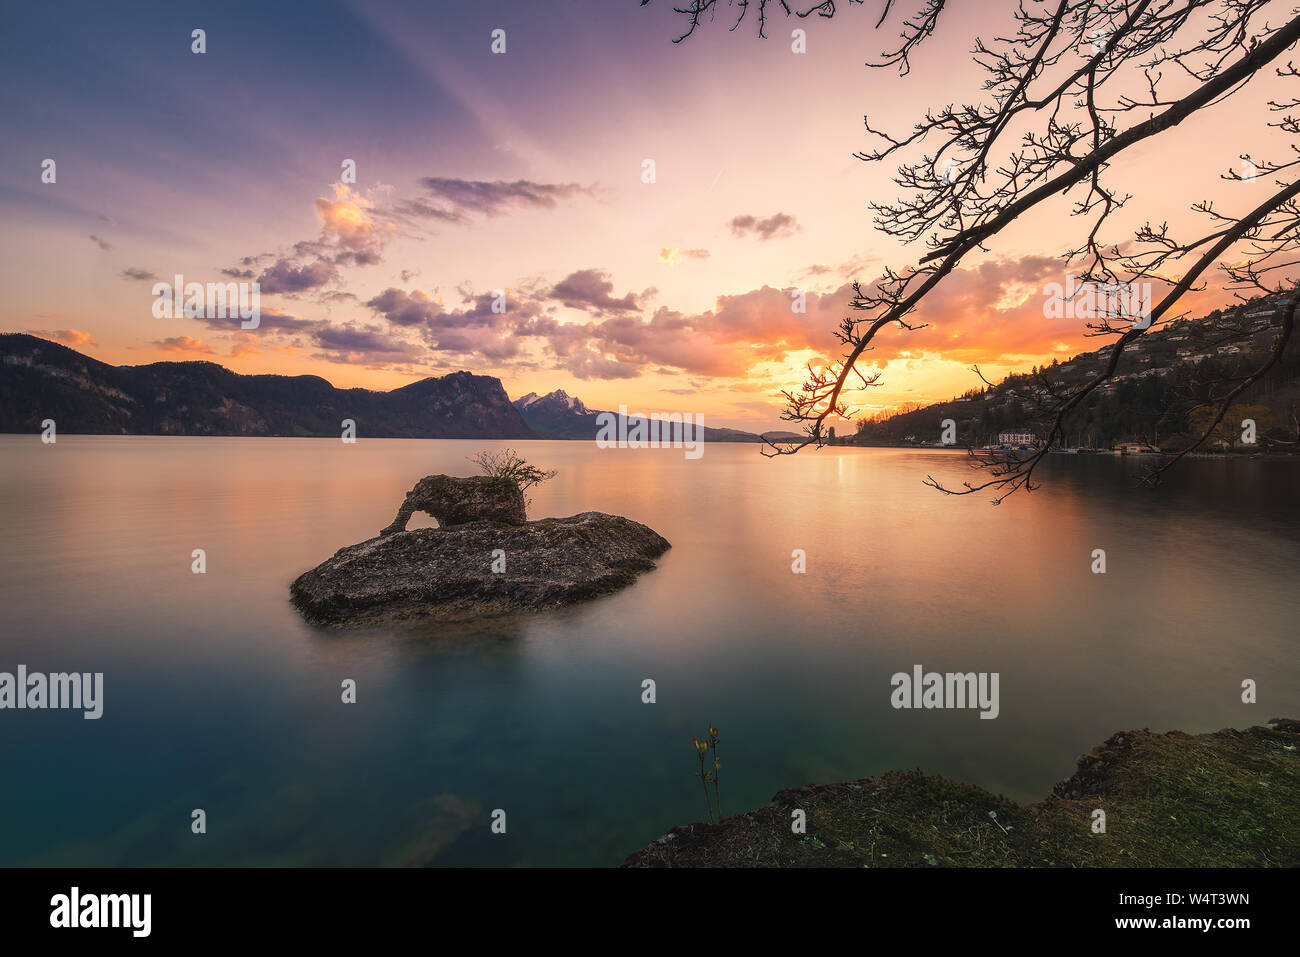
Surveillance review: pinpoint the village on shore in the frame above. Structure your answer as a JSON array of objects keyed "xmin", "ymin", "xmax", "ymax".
[{"xmin": 830, "ymin": 293, "xmax": 1298, "ymax": 457}]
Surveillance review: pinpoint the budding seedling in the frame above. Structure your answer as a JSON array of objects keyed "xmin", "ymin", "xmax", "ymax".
[{"xmin": 691, "ymin": 727, "xmax": 722, "ymax": 823}]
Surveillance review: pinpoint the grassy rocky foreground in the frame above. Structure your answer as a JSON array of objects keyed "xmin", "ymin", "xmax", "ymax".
[{"xmin": 621, "ymin": 719, "xmax": 1299, "ymax": 867}]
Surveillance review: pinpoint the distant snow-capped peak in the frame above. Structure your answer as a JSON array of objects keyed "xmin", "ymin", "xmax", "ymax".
[{"xmin": 513, "ymin": 389, "xmax": 589, "ymax": 415}]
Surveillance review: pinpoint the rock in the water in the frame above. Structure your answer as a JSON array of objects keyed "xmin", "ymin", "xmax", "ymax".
[
  {"xmin": 291, "ymin": 511, "xmax": 670, "ymax": 626},
  {"xmin": 380, "ymin": 474, "xmax": 526, "ymax": 536}
]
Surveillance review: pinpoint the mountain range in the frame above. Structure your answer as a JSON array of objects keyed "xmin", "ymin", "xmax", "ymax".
[
  {"xmin": 0, "ymin": 333, "xmax": 533, "ymax": 438},
  {"xmin": 0, "ymin": 334, "xmax": 801, "ymax": 442}
]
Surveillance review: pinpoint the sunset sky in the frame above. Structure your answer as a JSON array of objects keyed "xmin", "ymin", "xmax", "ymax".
[{"xmin": 2, "ymin": 0, "xmax": 1290, "ymax": 430}]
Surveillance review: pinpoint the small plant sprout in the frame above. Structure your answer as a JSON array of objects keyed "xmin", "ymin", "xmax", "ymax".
[
  {"xmin": 988, "ymin": 810, "xmax": 1011, "ymax": 834},
  {"xmin": 708, "ymin": 725, "xmax": 721, "ymax": 819},
  {"xmin": 693, "ymin": 736, "xmax": 714, "ymax": 823}
]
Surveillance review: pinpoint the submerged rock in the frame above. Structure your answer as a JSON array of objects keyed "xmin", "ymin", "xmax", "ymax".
[
  {"xmin": 382, "ymin": 794, "xmax": 482, "ymax": 867},
  {"xmin": 291, "ymin": 507, "xmax": 670, "ymax": 627}
]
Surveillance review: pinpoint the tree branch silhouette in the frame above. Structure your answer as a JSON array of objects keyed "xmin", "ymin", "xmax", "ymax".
[{"xmin": 652, "ymin": 0, "xmax": 1300, "ymax": 500}]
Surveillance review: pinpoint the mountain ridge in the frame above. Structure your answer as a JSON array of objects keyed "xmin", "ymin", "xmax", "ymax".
[{"xmin": 0, "ymin": 333, "xmax": 535, "ymax": 439}]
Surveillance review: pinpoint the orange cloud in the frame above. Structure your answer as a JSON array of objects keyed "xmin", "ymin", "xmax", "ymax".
[
  {"xmin": 26, "ymin": 328, "xmax": 99, "ymax": 348},
  {"xmin": 154, "ymin": 336, "xmax": 216, "ymax": 355},
  {"xmin": 657, "ymin": 247, "xmax": 710, "ymax": 265},
  {"xmin": 229, "ymin": 332, "xmax": 261, "ymax": 358},
  {"xmin": 314, "ymin": 182, "xmax": 394, "ymax": 260}
]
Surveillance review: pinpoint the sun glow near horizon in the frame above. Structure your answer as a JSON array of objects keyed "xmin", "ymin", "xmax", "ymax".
[{"xmin": 0, "ymin": 1, "xmax": 1285, "ymax": 432}]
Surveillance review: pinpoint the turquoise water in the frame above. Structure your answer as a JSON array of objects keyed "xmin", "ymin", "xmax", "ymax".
[{"xmin": 1, "ymin": 436, "xmax": 1297, "ymax": 865}]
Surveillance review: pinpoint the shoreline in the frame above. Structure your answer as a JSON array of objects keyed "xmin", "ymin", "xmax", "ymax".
[
  {"xmin": 6, "ymin": 431, "xmax": 1300, "ymax": 460},
  {"xmin": 621, "ymin": 720, "xmax": 1300, "ymax": 867}
]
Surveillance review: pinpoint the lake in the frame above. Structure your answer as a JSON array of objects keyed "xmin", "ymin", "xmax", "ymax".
[{"xmin": 1, "ymin": 436, "xmax": 1297, "ymax": 866}]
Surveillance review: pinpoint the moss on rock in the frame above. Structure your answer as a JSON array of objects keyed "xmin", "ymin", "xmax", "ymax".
[{"xmin": 621, "ymin": 721, "xmax": 1300, "ymax": 867}]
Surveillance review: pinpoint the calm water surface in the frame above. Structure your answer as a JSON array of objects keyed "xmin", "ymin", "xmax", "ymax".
[{"xmin": 1, "ymin": 436, "xmax": 1297, "ymax": 865}]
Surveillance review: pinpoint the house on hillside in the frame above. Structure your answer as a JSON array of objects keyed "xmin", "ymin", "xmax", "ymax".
[{"xmin": 998, "ymin": 430, "xmax": 1038, "ymax": 446}]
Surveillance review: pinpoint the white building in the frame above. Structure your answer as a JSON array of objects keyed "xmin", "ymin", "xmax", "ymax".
[{"xmin": 998, "ymin": 431, "xmax": 1037, "ymax": 446}]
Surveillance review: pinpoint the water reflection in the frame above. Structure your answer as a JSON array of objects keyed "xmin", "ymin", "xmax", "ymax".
[{"xmin": 0, "ymin": 436, "xmax": 1296, "ymax": 865}]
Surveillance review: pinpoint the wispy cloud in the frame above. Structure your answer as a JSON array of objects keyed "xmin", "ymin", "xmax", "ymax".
[
  {"xmin": 154, "ymin": 336, "xmax": 216, "ymax": 355},
  {"xmin": 728, "ymin": 212, "xmax": 800, "ymax": 241},
  {"xmin": 658, "ymin": 247, "xmax": 710, "ymax": 265},
  {"xmin": 406, "ymin": 177, "xmax": 594, "ymax": 222}
]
